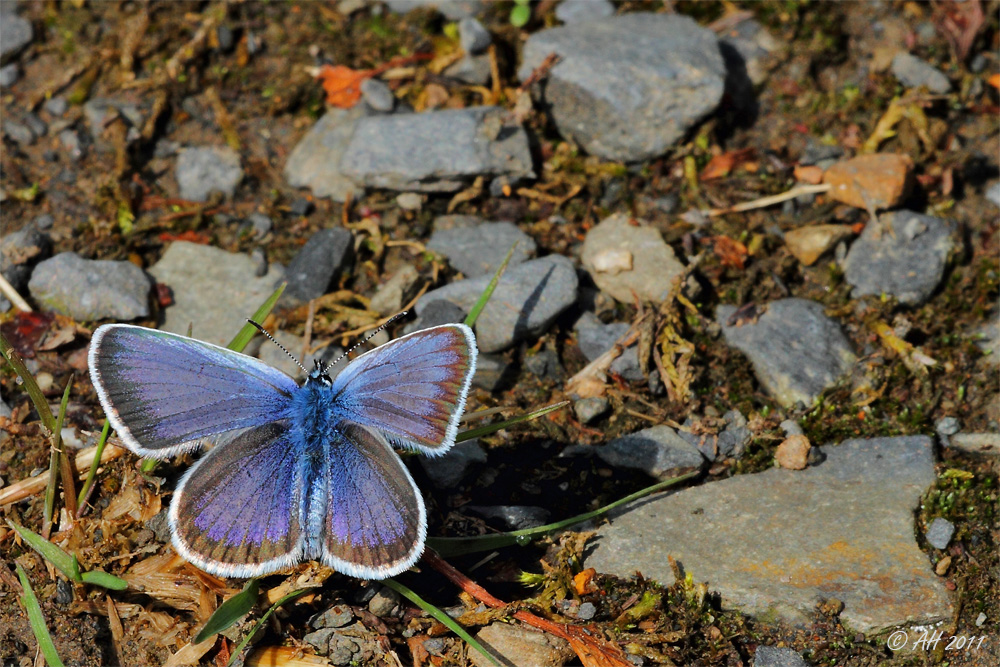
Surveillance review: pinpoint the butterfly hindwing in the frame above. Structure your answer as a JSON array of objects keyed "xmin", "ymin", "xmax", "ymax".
[
  {"xmin": 321, "ymin": 421, "xmax": 425, "ymax": 579},
  {"xmin": 170, "ymin": 422, "xmax": 304, "ymax": 578},
  {"xmin": 89, "ymin": 324, "xmax": 298, "ymax": 456},
  {"xmin": 329, "ymin": 324, "xmax": 477, "ymax": 455}
]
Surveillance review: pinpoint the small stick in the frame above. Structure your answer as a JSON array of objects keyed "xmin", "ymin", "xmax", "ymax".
[
  {"xmin": 704, "ymin": 183, "xmax": 831, "ymax": 217},
  {"xmin": 0, "ymin": 442, "xmax": 127, "ymax": 506},
  {"xmin": 0, "ymin": 273, "xmax": 32, "ymax": 312}
]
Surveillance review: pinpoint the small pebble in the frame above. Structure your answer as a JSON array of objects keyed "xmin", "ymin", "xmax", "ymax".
[
  {"xmin": 780, "ymin": 419, "xmax": 804, "ymax": 437},
  {"xmin": 32, "ymin": 214, "xmax": 54, "ymax": 230},
  {"xmin": 577, "ymin": 602, "xmax": 596, "ymax": 620},
  {"xmin": 574, "ymin": 397, "xmax": 610, "ymax": 425},
  {"xmin": 396, "ymin": 192, "xmax": 423, "ymax": 211},
  {"xmin": 24, "ymin": 113, "xmax": 47, "ymax": 138},
  {"xmin": 250, "ymin": 248, "xmax": 268, "ymax": 277},
  {"xmin": 934, "ymin": 417, "xmax": 961, "ymax": 437},
  {"xmin": 248, "ymin": 212, "xmax": 273, "ymax": 239},
  {"xmin": 776, "ymin": 434, "xmax": 811, "ymax": 470},
  {"xmin": 925, "ymin": 517, "xmax": 954, "ymax": 550},
  {"xmin": 4, "ymin": 121, "xmax": 35, "ymax": 145},
  {"xmin": 367, "ymin": 586, "xmax": 400, "ymax": 616},
  {"xmin": 289, "ymin": 197, "xmax": 314, "ymax": 217},
  {"xmin": 59, "ymin": 129, "xmax": 85, "ymax": 160},
  {"xmin": 360, "ymin": 77, "xmax": 395, "ymax": 112},
  {"xmin": 459, "ymin": 17, "xmax": 491, "ymax": 54},
  {"xmin": 0, "ymin": 63, "xmax": 19, "ymax": 88}
]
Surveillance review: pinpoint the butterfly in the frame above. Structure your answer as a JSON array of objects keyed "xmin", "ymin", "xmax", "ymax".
[{"xmin": 88, "ymin": 322, "xmax": 477, "ymax": 580}]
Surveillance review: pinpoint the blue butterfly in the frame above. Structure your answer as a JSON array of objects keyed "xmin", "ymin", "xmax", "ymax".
[{"xmin": 88, "ymin": 323, "xmax": 477, "ymax": 579}]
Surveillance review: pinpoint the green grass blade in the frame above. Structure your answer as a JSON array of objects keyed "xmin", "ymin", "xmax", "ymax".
[
  {"xmin": 7, "ymin": 520, "xmax": 128, "ymax": 590},
  {"xmin": 196, "ymin": 578, "xmax": 259, "ymax": 643},
  {"xmin": 382, "ymin": 579, "xmax": 500, "ymax": 667},
  {"xmin": 428, "ymin": 470, "xmax": 700, "ymax": 557},
  {"xmin": 0, "ymin": 332, "xmax": 55, "ymax": 430},
  {"xmin": 15, "ymin": 564, "xmax": 66, "ymax": 667},
  {"xmin": 45, "ymin": 376, "xmax": 74, "ymax": 526},
  {"xmin": 227, "ymin": 282, "xmax": 287, "ymax": 352},
  {"xmin": 77, "ymin": 419, "xmax": 111, "ymax": 511},
  {"xmin": 464, "ymin": 244, "xmax": 516, "ymax": 328},
  {"xmin": 227, "ymin": 587, "xmax": 312, "ymax": 667},
  {"xmin": 456, "ymin": 401, "xmax": 568, "ymax": 444}
]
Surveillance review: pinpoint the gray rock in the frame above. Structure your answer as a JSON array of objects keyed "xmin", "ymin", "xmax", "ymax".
[
  {"xmin": 58, "ymin": 129, "xmax": 85, "ymax": 160},
  {"xmin": 303, "ymin": 621, "xmax": 379, "ymax": 665},
  {"xmin": 406, "ymin": 299, "xmax": 467, "ymax": 334},
  {"xmin": 395, "ymin": 192, "xmax": 423, "ymax": 210},
  {"xmin": 279, "ymin": 228, "xmax": 354, "ymax": 308},
  {"xmin": 574, "ymin": 396, "xmax": 610, "ymax": 424},
  {"xmin": 935, "ymin": 417, "xmax": 961, "ymax": 437},
  {"xmin": 524, "ymin": 348, "xmax": 562, "ymax": 380},
  {"xmin": 466, "ymin": 505, "xmax": 551, "ymax": 530},
  {"xmin": 986, "ymin": 182, "xmax": 1000, "ymax": 207},
  {"xmin": 369, "ymin": 264, "xmax": 419, "ymax": 316},
  {"xmin": 587, "ymin": 436, "xmax": 952, "ymax": 633},
  {"xmin": 469, "ymin": 622, "xmax": 574, "ymax": 667},
  {"xmin": 149, "ymin": 242, "xmax": 285, "ymax": 347},
  {"xmin": 574, "ymin": 312, "xmax": 642, "ymax": 382},
  {"xmin": 754, "ymin": 646, "xmax": 809, "ymax": 667},
  {"xmin": 175, "ymin": 146, "xmax": 243, "ymax": 202},
  {"xmin": 718, "ymin": 409, "xmax": 751, "ymax": 458},
  {"xmin": 581, "ymin": 213, "xmax": 685, "ymax": 305},
  {"xmin": 947, "ymin": 432, "xmax": 1000, "ymax": 457},
  {"xmin": 257, "ymin": 329, "xmax": 307, "ymax": 380},
  {"xmin": 972, "ymin": 315, "xmax": 999, "ymax": 367},
  {"xmin": 472, "ymin": 353, "xmax": 512, "ymax": 392},
  {"xmin": 891, "ymin": 52, "xmax": 951, "ymax": 94},
  {"xmin": 0, "ymin": 63, "xmax": 18, "ymax": 88},
  {"xmin": 340, "ymin": 106, "xmax": 534, "ymax": 192},
  {"xmin": 28, "ymin": 252, "xmax": 151, "ymax": 321},
  {"xmin": 459, "ymin": 17, "xmax": 491, "ymax": 54},
  {"xmin": 1, "ymin": 13, "xmax": 33, "ymax": 64},
  {"xmin": 367, "ymin": 585, "xmax": 400, "ymax": 616},
  {"xmin": 2, "ymin": 225, "xmax": 51, "ymax": 294},
  {"xmin": 416, "ymin": 255, "xmax": 578, "ymax": 353},
  {"xmin": 925, "ymin": 517, "xmax": 954, "ymax": 550},
  {"xmin": 289, "ymin": 197, "xmax": 314, "ymax": 217},
  {"xmin": 444, "ymin": 54, "xmax": 492, "ymax": 85},
  {"xmin": 596, "ymin": 425, "xmax": 704, "ymax": 478},
  {"xmin": 844, "ymin": 211, "xmax": 955, "ymax": 305},
  {"xmin": 23, "ymin": 113, "xmax": 46, "ymax": 138},
  {"xmin": 780, "ymin": 420, "xmax": 804, "ymax": 437},
  {"xmin": 360, "ymin": 78, "xmax": 395, "ymax": 112},
  {"xmin": 420, "ymin": 440, "xmax": 487, "ymax": 488},
  {"xmin": 433, "ymin": 214, "xmax": 482, "ymax": 231},
  {"xmin": 428, "ymin": 221, "xmax": 536, "ymax": 278},
  {"xmin": 384, "ymin": 0, "xmax": 483, "ymax": 20},
  {"xmin": 577, "ymin": 602, "xmax": 596, "ymax": 620},
  {"xmin": 555, "ymin": 0, "xmax": 614, "ymax": 24},
  {"xmin": 518, "ymin": 14, "xmax": 725, "ymax": 162},
  {"xmin": 284, "ymin": 107, "xmax": 371, "ymax": 202},
  {"xmin": 247, "ymin": 212, "xmax": 273, "ymax": 239},
  {"xmin": 310, "ymin": 604, "xmax": 353, "ymax": 629},
  {"xmin": 717, "ymin": 298, "xmax": 856, "ymax": 408},
  {"xmin": 4, "ymin": 121, "xmax": 34, "ymax": 145}
]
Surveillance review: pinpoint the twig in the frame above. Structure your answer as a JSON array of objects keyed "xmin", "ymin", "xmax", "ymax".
[
  {"xmin": 0, "ymin": 442, "xmax": 127, "ymax": 507},
  {"xmin": 0, "ymin": 273, "xmax": 32, "ymax": 312},
  {"xmin": 704, "ymin": 183, "xmax": 831, "ymax": 217},
  {"xmin": 565, "ymin": 313, "xmax": 649, "ymax": 398}
]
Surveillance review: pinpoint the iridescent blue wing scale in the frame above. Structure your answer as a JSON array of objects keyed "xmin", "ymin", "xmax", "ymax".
[
  {"xmin": 170, "ymin": 422, "xmax": 304, "ymax": 577},
  {"xmin": 320, "ymin": 421, "xmax": 425, "ymax": 579},
  {"xmin": 328, "ymin": 324, "xmax": 477, "ymax": 456},
  {"xmin": 88, "ymin": 324, "xmax": 298, "ymax": 457}
]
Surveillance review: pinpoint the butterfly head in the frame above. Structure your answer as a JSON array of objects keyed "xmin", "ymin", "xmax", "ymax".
[{"xmin": 306, "ymin": 359, "xmax": 333, "ymax": 387}]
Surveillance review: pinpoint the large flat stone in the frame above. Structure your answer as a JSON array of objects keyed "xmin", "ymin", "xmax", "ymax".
[
  {"xmin": 149, "ymin": 242, "xmax": 285, "ymax": 347},
  {"xmin": 339, "ymin": 106, "xmax": 533, "ymax": 192},
  {"xmin": 587, "ymin": 436, "xmax": 952, "ymax": 634}
]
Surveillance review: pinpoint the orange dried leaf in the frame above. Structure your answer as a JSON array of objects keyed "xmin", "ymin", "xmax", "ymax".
[
  {"xmin": 573, "ymin": 568, "xmax": 597, "ymax": 595},
  {"xmin": 711, "ymin": 236, "xmax": 748, "ymax": 270},
  {"xmin": 989, "ymin": 73, "xmax": 1000, "ymax": 90},
  {"xmin": 700, "ymin": 148, "xmax": 755, "ymax": 181},
  {"xmin": 794, "ymin": 164, "xmax": 825, "ymax": 185},
  {"xmin": 317, "ymin": 64, "xmax": 371, "ymax": 109}
]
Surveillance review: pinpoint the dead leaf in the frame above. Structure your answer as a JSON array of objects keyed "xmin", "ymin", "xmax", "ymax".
[
  {"xmin": 700, "ymin": 148, "xmax": 755, "ymax": 181},
  {"xmin": 709, "ymin": 235, "xmax": 748, "ymax": 270},
  {"xmin": 317, "ymin": 64, "xmax": 370, "ymax": 108}
]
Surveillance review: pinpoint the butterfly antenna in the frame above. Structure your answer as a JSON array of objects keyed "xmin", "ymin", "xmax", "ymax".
[
  {"xmin": 321, "ymin": 311, "xmax": 408, "ymax": 374},
  {"xmin": 247, "ymin": 320, "xmax": 309, "ymax": 375}
]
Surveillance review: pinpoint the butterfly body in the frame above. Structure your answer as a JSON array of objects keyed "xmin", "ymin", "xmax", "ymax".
[{"xmin": 89, "ymin": 322, "xmax": 477, "ymax": 579}]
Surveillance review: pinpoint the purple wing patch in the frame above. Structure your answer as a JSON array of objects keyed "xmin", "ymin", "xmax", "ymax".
[
  {"xmin": 170, "ymin": 422, "xmax": 304, "ymax": 578},
  {"xmin": 89, "ymin": 324, "xmax": 297, "ymax": 456},
  {"xmin": 329, "ymin": 324, "xmax": 477, "ymax": 455},
  {"xmin": 321, "ymin": 421, "xmax": 425, "ymax": 579}
]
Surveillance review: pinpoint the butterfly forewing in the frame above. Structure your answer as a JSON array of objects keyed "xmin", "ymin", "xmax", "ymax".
[
  {"xmin": 170, "ymin": 422, "xmax": 304, "ymax": 578},
  {"xmin": 329, "ymin": 324, "xmax": 477, "ymax": 455},
  {"xmin": 89, "ymin": 324, "xmax": 298, "ymax": 456},
  {"xmin": 321, "ymin": 421, "xmax": 425, "ymax": 579}
]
